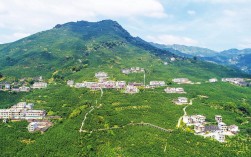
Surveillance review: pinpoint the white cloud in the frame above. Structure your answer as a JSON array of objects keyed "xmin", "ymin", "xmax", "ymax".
[
  {"xmin": 0, "ymin": 0, "xmax": 167, "ymax": 43},
  {"xmin": 146, "ymin": 35, "xmax": 199, "ymax": 46},
  {"xmin": 238, "ymin": 38, "xmax": 251, "ymax": 49},
  {"xmin": 13, "ymin": 32, "xmax": 31, "ymax": 39},
  {"xmin": 187, "ymin": 10, "xmax": 196, "ymax": 15}
]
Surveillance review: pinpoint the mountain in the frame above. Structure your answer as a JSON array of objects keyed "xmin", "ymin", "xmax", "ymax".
[
  {"xmin": 151, "ymin": 43, "xmax": 251, "ymax": 74},
  {"xmin": 202, "ymin": 48, "xmax": 251, "ymax": 73},
  {"xmin": 0, "ymin": 20, "xmax": 251, "ymax": 157},
  {"xmin": 151, "ymin": 43, "xmax": 218, "ymax": 57},
  {"xmin": 150, "ymin": 43, "xmax": 193, "ymax": 58},
  {"xmin": 0, "ymin": 20, "xmax": 174, "ymax": 78}
]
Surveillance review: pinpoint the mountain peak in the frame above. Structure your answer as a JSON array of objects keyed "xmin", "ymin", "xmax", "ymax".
[{"xmin": 54, "ymin": 19, "xmax": 121, "ymax": 30}]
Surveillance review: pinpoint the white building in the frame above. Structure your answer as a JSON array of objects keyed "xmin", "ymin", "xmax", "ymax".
[
  {"xmin": 194, "ymin": 124, "xmax": 205, "ymax": 133},
  {"xmin": 214, "ymin": 133, "xmax": 225, "ymax": 143},
  {"xmin": 116, "ymin": 81, "xmax": 126, "ymax": 89},
  {"xmin": 228, "ymin": 125, "xmax": 239, "ymax": 133},
  {"xmin": 124, "ymin": 85, "xmax": 139, "ymax": 94},
  {"xmin": 67, "ymin": 80, "xmax": 74, "ymax": 86},
  {"xmin": 28, "ymin": 121, "xmax": 53, "ymax": 132},
  {"xmin": 28, "ymin": 122, "xmax": 38, "ymax": 132},
  {"xmin": 121, "ymin": 69, "xmax": 131, "ymax": 74},
  {"xmin": 174, "ymin": 97, "xmax": 188, "ymax": 105},
  {"xmin": 209, "ymin": 78, "xmax": 218, "ymax": 83},
  {"xmin": 183, "ymin": 115, "xmax": 206, "ymax": 125},
  {"xmin": 32, "ymin": 82, "xmax": 47, "ymax": 89},
  {"xmin": 215, "ymin": 115, "xmax": 222, "ymax": 123},
  {"xmin": 95, "ymin": 72, "xmax": 108, "ymax": 78},
  {"xmin": 165, "ymin": 87, "xmax": 185, "ymax": 93},
  {"xmin": 19, "ymin": 86, "xmax": 30, "ymax": 92},
  {"xmin": 5, "ymin": 83, "xmax": 11, "ymax": 90},
  {"xmin": 218, "ymin": 122, "xmax": 228, "ymax": 132},
  {"xmin": 172, "ymin": 78, "xmax": 191, "ymax": 84},
  {"xmin": 170, "ymin": 57, "xmax": 176, "ymax": 62},
  {"xmin": 104, "ymin": 81, "xmax": 116, "ymax": 89},
  {"xmin": 0, "ymin": 102, "xmax": 46, "ymax": 120},
  {"xmin": 149, "ymin": 81, "xmax": 165, "ymax": 87}
]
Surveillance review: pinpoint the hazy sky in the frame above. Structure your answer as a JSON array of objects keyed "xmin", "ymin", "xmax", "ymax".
[{"xmin": 0, "ymin": 0, "xmax": 251, "ymax": 51}]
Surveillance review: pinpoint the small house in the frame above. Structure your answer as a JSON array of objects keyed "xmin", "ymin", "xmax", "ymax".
[
  {"xmin": 19, "ymin": 86, "xmax": 30, "ymax": 92},
  {"xmin": 116, "ymin": 81, "xmax": 126, "ymax": 89},
  {"xmin": 174, "ymin": 97, "xmax": 188, "ymax": 105},
  {"xmin": 209, "ymin": 78, "xmax": 218, "ymax": 83},
  {"xmin": 215, "ymin": 115, "xmax": 222, "ymax": 123},
  {"xmin": 104, "ymin": 81, "xmax": 116, "ymax": 89},
  {"xmin": 5, "ymin": 83, "xmax": 11, "ymax": 90},
  {"xmin": 194, "ymin": 124, "xmax": 205, "ymax": 133},
  {"xmin": 95, "ymin": 72, "xmax": 108, "ymax": 78},
  {"xmin": 75, "ymin": 83, "xmax": 86, "ymax": 88},
  {"xmin": 164, "ymin": 87, "xmax": 185, "ymax": 93},
  {"xmin": 214, "ymin": 133, "xmax": 225, "ymax": 143},
  {"xmin": 28, "ymin": 121, "xmax": 53, "ymax": 133},
  {"xmin": 228, "ymin": 125, "xmax": 239, "ymax": 134},
  {"xmin": 124, "ymin": 85, "xmax": 139, "ymax": 94},
  {"xmin": 149, "ymin": 81, "xmax": 165, "ymax": 87},
  {"xmin": 32, "ymin": 82, "xmax": 47, "ymax": 89},
  {"xmin": 172, "ymin": 78, "xmax": 191, "ymax": 84},
  {"xmin": 121, "ymin": 69, "xmax": 131, "ymax": 74},
  {"xmin": 218, "ymin": 122, "xmax": 228, "ymax": 132},
  {"xmin": 67, "ymin": 80, "xmax": 74, "ymax": 86}
]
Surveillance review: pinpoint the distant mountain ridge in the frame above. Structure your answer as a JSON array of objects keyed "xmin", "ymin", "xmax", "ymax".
[
  {"xmin": 151, "ymin": 42, "xmax": 251, "ymax": 74},
  {"xmin": 151, "ymin": 43, "xmax": 218, "ymax": 57}
]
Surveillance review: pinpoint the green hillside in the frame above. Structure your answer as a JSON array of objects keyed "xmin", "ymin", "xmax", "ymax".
[{"xmin": 0, "ymin": 20, "xmax": 251, "ymax": 157}]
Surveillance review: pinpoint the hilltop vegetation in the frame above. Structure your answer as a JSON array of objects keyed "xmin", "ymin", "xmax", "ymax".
[{"xmin": 0, "ymin": 20, "xmax": 251, "ymax": 156}]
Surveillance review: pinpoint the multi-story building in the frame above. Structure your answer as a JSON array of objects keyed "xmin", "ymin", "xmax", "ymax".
[
  {"xmin": 32, "ymin": 82, "xmax": 47, "ymax": 89},
  {"xmin": 0, "ymin": 102, "xmax": 46, "ymax": 120}
]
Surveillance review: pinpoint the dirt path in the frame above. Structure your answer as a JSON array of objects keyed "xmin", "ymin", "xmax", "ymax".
[
  {"xmin": 177, "ymin": 98, "xmax": 195, "ymax": 128},
  {"xmin": 84, "ymin": 122, "xmax": 173, "ymax": 133},
  {"xmin": 79, "ymin": 88, "xmax": 103, "ymax": 133},
  {"xmin": 79, "ymin": 106, "xmax": 94, "ymax": 132}
]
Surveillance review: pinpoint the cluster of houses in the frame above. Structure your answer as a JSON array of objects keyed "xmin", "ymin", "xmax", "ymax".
[
  {"xmin": 0, "ymin": 102, "xmax": 52, "ymax": 133},
  {"xmin": 121, "ymin": 67, "xmax": 145, "ymax": 74},
  {"xmin": 0, "ymin": 82, "xmax": 31, "ymax": 92},
  {"xmin": 68, "ymin": 72, "xmax": 139, "ymax": 94},
  {"xmin": 172, "ymin": 77, "xmax": 250, "ymax": 87},
  {"xmin": 222, "ymin": 78, "xmax": 249, "ymax": 87},
  {"xmin": 0, "ymin": 76, "xmax": 47, "ymax": 92},
  {"xmin": 183, "ymin": 115, "xmax": 239, "ymax": 142}
]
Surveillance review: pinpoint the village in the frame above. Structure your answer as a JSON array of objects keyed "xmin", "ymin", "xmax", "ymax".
[
  {"xmin": 0, "ymin": 68, "xmax": 248, "ymax": 141},
  {"xmin": 0, "ymin": 76, "xmax": 48, "ymax": 92},
  {"xmin": 67, "ymin": 68, "xmax": 247, "ymax": 142},
  {"xmin": 183, "ymin": 114, "xmax": 239, "ymax": 142}
]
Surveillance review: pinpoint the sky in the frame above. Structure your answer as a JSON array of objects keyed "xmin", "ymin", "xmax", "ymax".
[{"xmin": 0, "ymin": 0, "xmax": 251, "ymax": 51}]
